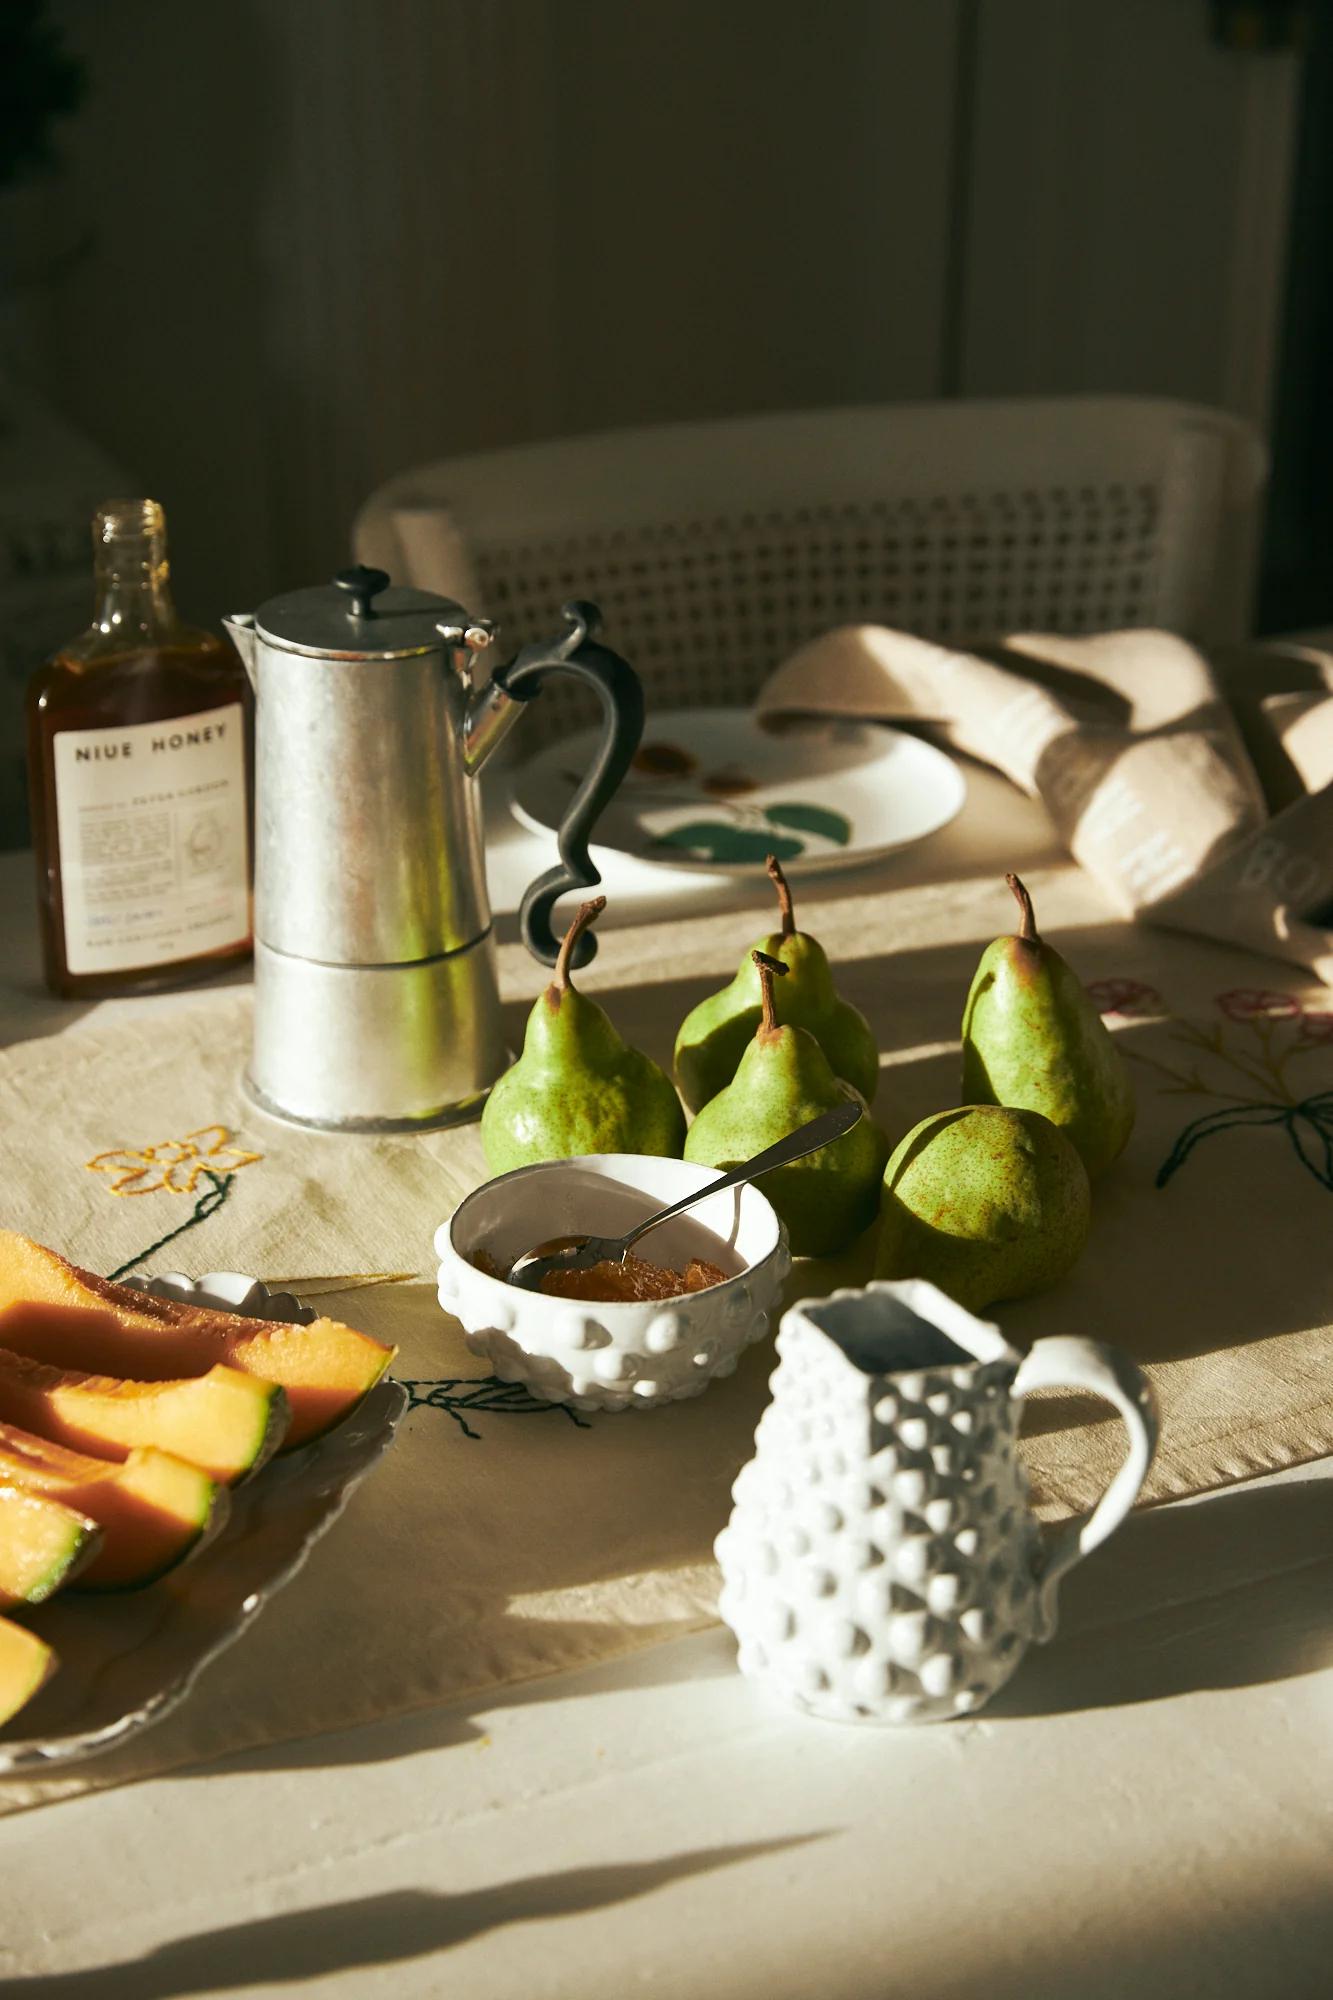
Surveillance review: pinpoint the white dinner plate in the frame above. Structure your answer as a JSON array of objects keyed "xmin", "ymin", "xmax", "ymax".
[{"xmin": 510, "ymin": 708, "xmax": 966, "ymax": 874}]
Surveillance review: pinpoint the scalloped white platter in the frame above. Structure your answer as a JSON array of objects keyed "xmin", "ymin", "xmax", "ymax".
[
  {"xmin": 511, "ymin": 707, "xmax": 966, "ymax": 875},
  {"xmin": 0, "ymin": 1278, "xmax": 406, "ymax": 1775}
]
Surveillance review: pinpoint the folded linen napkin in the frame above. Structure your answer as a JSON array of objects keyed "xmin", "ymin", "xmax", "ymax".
[{"xmin": 757, "ymin": 626, "xmax": 1333, "ymax": 983}]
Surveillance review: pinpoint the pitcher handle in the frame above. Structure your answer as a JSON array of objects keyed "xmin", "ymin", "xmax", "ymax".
[
  {"xmin": 1012, "ymin": 1337, "xmax": 1159, "ymax": 1642},
  {"xmin": 490, "ymin": 600, "xmax": 644, "ymax": 967}
]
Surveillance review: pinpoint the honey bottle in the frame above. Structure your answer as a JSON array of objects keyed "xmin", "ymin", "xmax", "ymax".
[{"xmin": 26, "ymin": 499, "xmax": 253, "ymax": 998}]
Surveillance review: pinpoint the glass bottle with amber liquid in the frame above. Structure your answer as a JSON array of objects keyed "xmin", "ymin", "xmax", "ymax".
[{"xmin": 26, "ymin": 499, "xmax": 254, "ymax": 998}]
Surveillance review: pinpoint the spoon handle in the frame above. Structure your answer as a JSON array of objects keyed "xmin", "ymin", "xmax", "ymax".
[{"xmin": 622, "ymin": 1098, "xmax": 864, "ymax": 1253}]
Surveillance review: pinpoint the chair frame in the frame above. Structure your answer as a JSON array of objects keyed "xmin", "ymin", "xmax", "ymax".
[{"xmin": 355, "ymin": 397, "xmax": 1267, "ymax": 719}]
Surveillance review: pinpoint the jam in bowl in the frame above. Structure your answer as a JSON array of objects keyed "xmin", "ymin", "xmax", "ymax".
[{"xmin": 434, "ymin": 1154, "xmax": 790, "ymax": 1412}]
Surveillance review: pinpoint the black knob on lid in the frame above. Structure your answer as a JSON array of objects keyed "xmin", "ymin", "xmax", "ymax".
[{"xmin": 334, "ymin": 565, "xmax": 391, "ymax": 619}]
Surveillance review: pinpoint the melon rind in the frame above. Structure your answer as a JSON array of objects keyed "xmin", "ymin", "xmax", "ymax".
[
  {"xmin": 0, "ymin": 1425, "xmax": 228, "ymax": 1591},
  {"xmin": 0, "ymin": 1613, "xmax": 58, "ymax": 1728},
  {"xmin": 0, "ymin": 1348, "xmax": 290, "ymax": 1485},
  {"xmin": 0, "ymin": 1485, "xmax": 102, "ymax": 1607},
  {"xmin": 0, "ymin": 1233, "xmax": 396, "ymax": 1450}
]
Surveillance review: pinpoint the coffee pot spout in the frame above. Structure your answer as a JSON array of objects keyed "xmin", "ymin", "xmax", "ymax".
[{"xmin": 223, "ymin": 613, "xmax": 258, "ymax": 687}]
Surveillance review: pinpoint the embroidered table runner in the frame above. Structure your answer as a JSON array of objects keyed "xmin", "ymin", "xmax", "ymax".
[{"xmin": 0, "ymin": 863, "xmax": 1329, "ymax": 1814}]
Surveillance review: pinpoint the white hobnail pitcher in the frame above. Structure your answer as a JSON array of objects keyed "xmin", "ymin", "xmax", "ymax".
[{"xmin": 716, "ymin": 1279, "xmax": 1158, "ymax": 1724}]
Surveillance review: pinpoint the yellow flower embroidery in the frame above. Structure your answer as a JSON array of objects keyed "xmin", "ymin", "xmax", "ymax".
[{"xmin": 86, "ymin": 1124, "xmax": 262, "ymax": 1197}]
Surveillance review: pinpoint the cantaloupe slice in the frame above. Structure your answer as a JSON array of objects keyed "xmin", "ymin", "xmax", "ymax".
[
  {"xmin": 0, "ymin": 1346, "xmax": 288, "ymax": 1484},
  {"xmin": 0, "ymin": 1484, "xmax": 102, "ymax": 1607},
  {"xmin": 0, "ymin": 1233, "xmax": 396, "ymax": 1450},
  {"xmin": 0, "ymin": 1423, "xmax": 227, "ymax": 1590},
  {"xmin": 0, "ymin": 1612, "xmax": 57, "ymax": 1728}
]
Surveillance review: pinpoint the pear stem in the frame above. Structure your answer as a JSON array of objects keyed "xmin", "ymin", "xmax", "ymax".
[
  {"xmin": 766, "ymin": 852, "xmax": 796, "ymax": 940},
  {"xmin": 752, "ymin": 949, "xmax": 788, "ymax": 1035},
  {"xmin": 553, "ymin": 896, "xmax": 606, "ymax": 992},
  {"xmin": 1007, "ymin": 873, "xmax": 1039, "ymax": 943}
]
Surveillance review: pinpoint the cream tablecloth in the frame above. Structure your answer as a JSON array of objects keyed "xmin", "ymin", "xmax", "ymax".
[{"xmin": 1, "ymin": 775, "xmax": 1331, "ymax": 1995}]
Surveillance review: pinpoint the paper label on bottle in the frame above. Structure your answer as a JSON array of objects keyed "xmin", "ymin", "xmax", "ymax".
[{"xmin": 53, "ymin": 703, "xmax": 250, "ymax": 975}]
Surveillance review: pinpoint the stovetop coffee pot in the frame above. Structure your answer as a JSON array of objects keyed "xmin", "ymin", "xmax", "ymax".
[{"xmin": 225, "ymin": 567, "xmax": 642, "ymax": 1131}]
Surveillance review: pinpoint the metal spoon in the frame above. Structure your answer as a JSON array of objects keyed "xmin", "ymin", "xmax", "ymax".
[{"xmin": 505, "ymin": 1098, "xmax": 864, "ymax": 1291}]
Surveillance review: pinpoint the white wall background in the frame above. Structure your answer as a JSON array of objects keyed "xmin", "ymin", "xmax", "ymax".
[{"xmin": 23, "ymin": 0, "xmax": 1301, "ymax": 630}]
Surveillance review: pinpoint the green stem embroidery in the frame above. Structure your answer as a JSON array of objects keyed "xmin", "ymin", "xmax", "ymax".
[
  {"xmin": 1157, "ymin": 1094, "xmax": 1333, "ymax": 1192},
  {"xmin": 401, "ymin": 1377, "xmax": 591, "ymax": 1437},
  {"xmin": 1121, "ymin": 1046, "xmax": 1265, "ymax": 1105},
  {"xmin": 107, "ymin": 1170, "xmax": 232, "ymax": 1281},
  {"xmin": 1248, "ymin": 1016, "xmax": 1297, "ymax": 1100},
  {"xmin": 1167, "ymin": 1022, "xmax": 1292, "ymax": 1101}
]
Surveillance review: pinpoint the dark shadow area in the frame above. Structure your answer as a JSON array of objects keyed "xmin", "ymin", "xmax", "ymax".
[
  {"xmin": 836, "ymin": 1870, "xmax": 1333, "ymax": 2000},
  {"xmin": 0, "ymin": 856, "xmax": 89, "ymax": 1045},
  {"xmin": 801, "ymin": 1289, "xmax": 974, "ymax": 1377},
  {"xmin": 0, "ymin": 980, "xmax": 94, "ymax": 1049},
  {"xmin": 1013, "ymin": 1383, "xmax": 1114, "ymax": 1443},
  {"xmin": 973, "ymin": 642, "xmax": 1134, "ymax": 727},
  {"xmin": 1260, "ymin": 0, "xmax": 1333, "ymax": 633},
  {"xmin": 989, "ymin": 1475, "xmax": 1333, "ymax": 1718},
  {"xmin": 1010, "ymin": 1884, "xmax": 1333, "ymax": 2000},
  {"xmin": 1215, "ymin": 639, "xmax": 1333, "ymax": 811},
  {"xmin": 7, "ymin": 1838, "xmax": 822, "ymax": 1997}
]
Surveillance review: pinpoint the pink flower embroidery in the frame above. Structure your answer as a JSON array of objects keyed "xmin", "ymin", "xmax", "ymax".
[
  {"xmin": 1085, "ymin": 978, "xmax": 1161, "ymax": 1017},
  {"xmin": 1298, "ymin": 1009, "xmax": 1333, "ymax": 1045},
  {"xmin": 1216, "ymin": 990, "xmax": 1303, "ymax": 1024}
]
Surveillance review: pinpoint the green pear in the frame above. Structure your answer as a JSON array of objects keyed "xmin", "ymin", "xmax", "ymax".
[
  {"xmin": 684, "ymin": 952, "xmax": 888, "ymax": 1258},
  {"xmin": 481, "ymin": 898, "xmax": 685, "ymax": 1173},
  {"xmin": 875, "ymin": 1105, "xmax": 1091, "ymax": 1312},
  {"xmin": 961, "ymin": 874, "xmax": 1136, "ymax": 1177},
  {"xmin": 674, "ymin": 855, "xmax": 879, "ymax": 1114}
]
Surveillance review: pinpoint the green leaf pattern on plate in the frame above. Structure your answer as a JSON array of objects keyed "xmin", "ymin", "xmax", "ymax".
[
  {"xmin": 762, "ymin": 802, "xmax": 852, "ymax": 846},
  {"xmin": 651, "ymin": 823, "xmax": 804, "ymax": 864},
  {"xmin": 649, "ymin": 799, "xmax": 852, "ymax": 864}
]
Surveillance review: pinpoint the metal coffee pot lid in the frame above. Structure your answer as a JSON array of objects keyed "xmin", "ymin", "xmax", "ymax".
[{"xmin": 254, "ymin": 565, "xmax": 493, "ymax": 660}]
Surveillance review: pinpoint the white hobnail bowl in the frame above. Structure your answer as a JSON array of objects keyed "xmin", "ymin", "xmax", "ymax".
[{"xmin": 434, "ymin": 1154, "xmax": 791, "ymax": 1413}]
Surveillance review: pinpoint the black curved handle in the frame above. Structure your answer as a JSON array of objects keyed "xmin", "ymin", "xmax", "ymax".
[{"xmin": 491, "ymin": 600, "xmax": 644, "ymax": 966}]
